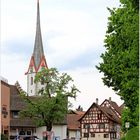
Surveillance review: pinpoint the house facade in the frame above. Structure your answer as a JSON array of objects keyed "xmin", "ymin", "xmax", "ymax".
[
  {"xmin": 79, "ymin": 98, "xmax": 121, "ymax": 140},
  {"xmin": 8, "ymin": 82, "xmax": 67, "ymax": 140},
  {"xmin": 9, "ymin": 84, "xmax": 36, "ymax": 139},
  {"xmin": 1, "ymin": 78, "xmax": 10, "ymax": 139}
]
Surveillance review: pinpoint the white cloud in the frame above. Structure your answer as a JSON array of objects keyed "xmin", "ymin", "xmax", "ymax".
[{"xmin": 66, "ymin": 67, "xmax": 123, "ymax": 110}]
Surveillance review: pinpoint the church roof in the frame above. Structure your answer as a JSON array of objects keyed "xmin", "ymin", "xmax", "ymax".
[
  {"xmin": 33, "ymin": 0, "xmax": 44, "ymax": 68},
  {"xmin": 26, "ymin": 0, "xmax": 48, "ymax": 74}
]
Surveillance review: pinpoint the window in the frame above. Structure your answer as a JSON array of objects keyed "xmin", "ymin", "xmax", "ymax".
[
  {"xmin": 19, "ymin": 130, "xmax": 25, "ymax": 135},
  {"xmin": 41, "ymin": 77, "xmax": 44, "ymax": 85},
  {"xmin": 2, "ymin": 106, "xmax": 8, "ymax": 118},
  {"xmin": 84, "ymin": 133, "xmax": 89, "ymax": 138},
  {"xmin": 110, "ymin": 133, "xmax": 116, "ymax": 138},
  {"xmin": 99, "ymin": 124, "xmax": 105, "ymax": 129},
  {"xmin": 13, "ymin": 111, "xmax": 19, "ymax": 118},
  {"xmin": 91, "ymin": 133, "xmax": 95, "ymax": 137},
  {"xmin": 4, "ymin": 130, "xmax": 8, "ymax": 135},
  {"xmin": 83, "ymin": 124, "xmax": 90, "ymax": 129},
  {"xmin": 104, "ymin": 134, "xmax": 109, "ymax": 138},
  {"xmin": 30, "ymin": 68, "xmax": 33, "ymax": 73},
  {"xmin": 31, "ymin": 77, "xmax": 33, "ymax": 85},
  {"xmin": 27, "ymin": 130, "xmax": 32, "ymax": 135},
  {"xmin": 97, "ymin": 113, "xmax": 102, "ymax": 119}
]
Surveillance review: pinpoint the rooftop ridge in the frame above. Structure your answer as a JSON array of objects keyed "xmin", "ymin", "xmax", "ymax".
[{"xmin": 15, "ymin": 81, "xmax": 25, "ymax": 94}]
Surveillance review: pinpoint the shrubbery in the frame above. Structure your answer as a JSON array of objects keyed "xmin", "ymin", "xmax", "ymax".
[{"xmin": 125, "ymin": 126, "xmax": 139, "ymax": 140}]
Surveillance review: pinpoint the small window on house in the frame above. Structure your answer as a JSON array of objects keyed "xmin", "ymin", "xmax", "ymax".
[
  {"xmin": 99, "ymin": 124, "xmax": 105, "ymax": 129},
  {"xmin": 13, "ymin": 111, "xmax": 19, "ymax": 118},
  {"xmin": 97, "ymin": 113, "xmax": 102, "ymax": 119},
  {"xmin": 30, "ymin": 68, "xmax": 33, "ymax": 73},
  {"xmin": 83, "ymin": 124, "xmax": 90, "ymax": 129},
  {"xmin": 91, "ymin": 133, "xmax": 95, "ymax": 137},
  {"xmin": 2, "ymin": 106, "xmax": 8, "ymax": 118},
  {"xmin": 84, "ymin": 133, "xmax": 89, "ymax": 138},
  {"xmin": 31, "ymin": 77, "xmax": 33, "ymax": 85},
  {"xmin": 41, "ymin": 77, "xmax": 44, "ymax": 85},
  {"xmin": 104, "ymin": 134, "xmax": 109, "ymax": 138},
  {"xmin": 110, "ymin": 133, "xmax": 116, "ymax": 138},
  {"xmin": 19, "ymin": 129, "xmax": 25, "ymax": 135},
  {"xmin": 27, "ymin": 130, "xmax": 32, "ymax": 135},
  {"xmin": 4, "ymin": 130, "xmax": 8, "ymax": 135}
]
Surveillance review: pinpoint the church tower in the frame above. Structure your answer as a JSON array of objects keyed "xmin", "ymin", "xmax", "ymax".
[{"xmin": 25, "ymin": 0, "xmax": 48, "ymax": 96}]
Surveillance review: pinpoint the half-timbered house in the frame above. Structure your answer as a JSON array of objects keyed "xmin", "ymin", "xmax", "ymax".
[{"xmin": 79, "ymin": 98, "xmax": 121, "ymax": 140}]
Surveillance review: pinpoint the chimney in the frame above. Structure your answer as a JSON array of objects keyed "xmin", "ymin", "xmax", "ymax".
[
  {"xmin": 109, "ymin": 97, "xmax": 111, "ymax": 102},
  {"xmin": 96, "ymin": 98, "xmax": 98, "ymax": 105}
]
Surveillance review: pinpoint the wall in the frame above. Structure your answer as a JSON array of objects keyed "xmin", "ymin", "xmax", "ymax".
[
  {"xmin": 81, "ymin": 133, "xmax": 110, "ymax": 140},
  {"xmin": 69, "ymin": 130, "xmax": 80, "ymax": 140},
  {"xmin": 36, "ymin": 125, "xmax": 67, "ymax": 140},
  {"xmin": 1, "ymin": 80, "xmax": 10, "ymax": 138}
]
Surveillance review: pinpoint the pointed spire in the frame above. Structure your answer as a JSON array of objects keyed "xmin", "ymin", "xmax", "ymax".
[{"xmin": 33, "ymin": 0, "xmax": 44, "ymax": 68}]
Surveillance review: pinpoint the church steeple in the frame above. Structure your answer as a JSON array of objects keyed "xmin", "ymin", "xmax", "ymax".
[
  {"xmin": 26, "ymin": 0, "xmax": 48, "ymax": 96},
  {"xmin": 33, "ymin": 0, "xmax": 44, "ymax": 68}
]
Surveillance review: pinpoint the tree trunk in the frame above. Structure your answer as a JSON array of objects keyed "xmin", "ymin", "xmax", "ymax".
[{"xmin": 45, "ymin": 122, "xmax": 52, "ymax": 140}]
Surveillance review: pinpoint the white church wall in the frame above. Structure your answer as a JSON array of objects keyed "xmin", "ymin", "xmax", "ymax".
[{"xmin": 27, "ymin": 68, "xmax": 37, "ymax": 96}]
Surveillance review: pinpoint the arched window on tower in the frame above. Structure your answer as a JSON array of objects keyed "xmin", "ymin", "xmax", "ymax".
[
  {"xmin": 31, "ymin": 77, "xmax": 33, "ymax": 85},
  {"xmin": 41, "ymin": 77, "xmax": 44, "ymax": 85}
]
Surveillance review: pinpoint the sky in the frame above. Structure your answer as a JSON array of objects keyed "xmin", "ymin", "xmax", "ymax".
[{"xmin": 1, "ymin": 0, "xmax": 123, "ymax": 110}]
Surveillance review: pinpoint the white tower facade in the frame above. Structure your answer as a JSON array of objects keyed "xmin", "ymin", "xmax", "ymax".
[{"xmin": 25, "ymin": 0, "xmax": 48, "ymax": 96}]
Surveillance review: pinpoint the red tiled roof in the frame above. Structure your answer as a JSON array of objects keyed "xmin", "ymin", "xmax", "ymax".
[
  {"xmin": 72, "ymin": 111, "xmax": 85, "ymax": 115},
  {"xmin": 67, "ymin": 113, "xmax": 84, "ymax": 130}
]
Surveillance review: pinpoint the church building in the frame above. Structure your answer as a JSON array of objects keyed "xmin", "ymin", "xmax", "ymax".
[{"xmin": 25, "ymin": 0, "xmax": 48, "ymax": 96}]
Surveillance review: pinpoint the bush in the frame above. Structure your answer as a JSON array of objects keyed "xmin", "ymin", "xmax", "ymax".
[
  {"xmin": 120, "ymin": 136, "xmax": 125, "ymax": 140},
  {"xmin": 125, "ymin": 126, "xmax": 139, "ymax": 140}
]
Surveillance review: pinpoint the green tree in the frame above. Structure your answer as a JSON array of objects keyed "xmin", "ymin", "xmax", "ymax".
[
  {"xmin": 96, "ymin": 0, "xmax": 139, "ymax": 130},
  {"xmin": 20, "ymin": 68, "xmax": 79, "ymax": 139}
]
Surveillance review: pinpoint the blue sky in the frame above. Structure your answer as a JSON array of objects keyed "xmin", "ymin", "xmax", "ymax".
[{"xmin": 1, "ymin": 0, "xmax": 123, "ymax": 110}]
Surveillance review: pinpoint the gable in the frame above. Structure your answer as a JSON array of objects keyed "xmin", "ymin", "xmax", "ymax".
[
  {"xmin": 101, "ymin": 99, "xmax": 121, "ymax": 118},
  {"xmin": 80, "ymin": 103, "xmax": 109, "ymax": 124}
]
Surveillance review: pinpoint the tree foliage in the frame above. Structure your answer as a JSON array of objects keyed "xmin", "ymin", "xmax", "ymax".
[
  {"xmin": 20, "ymin": 68, "xmax": 79, "ymax": 132},
  {"xmin": 96, "ymin": 0, "xmax": 139, "ymax": 130}
]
